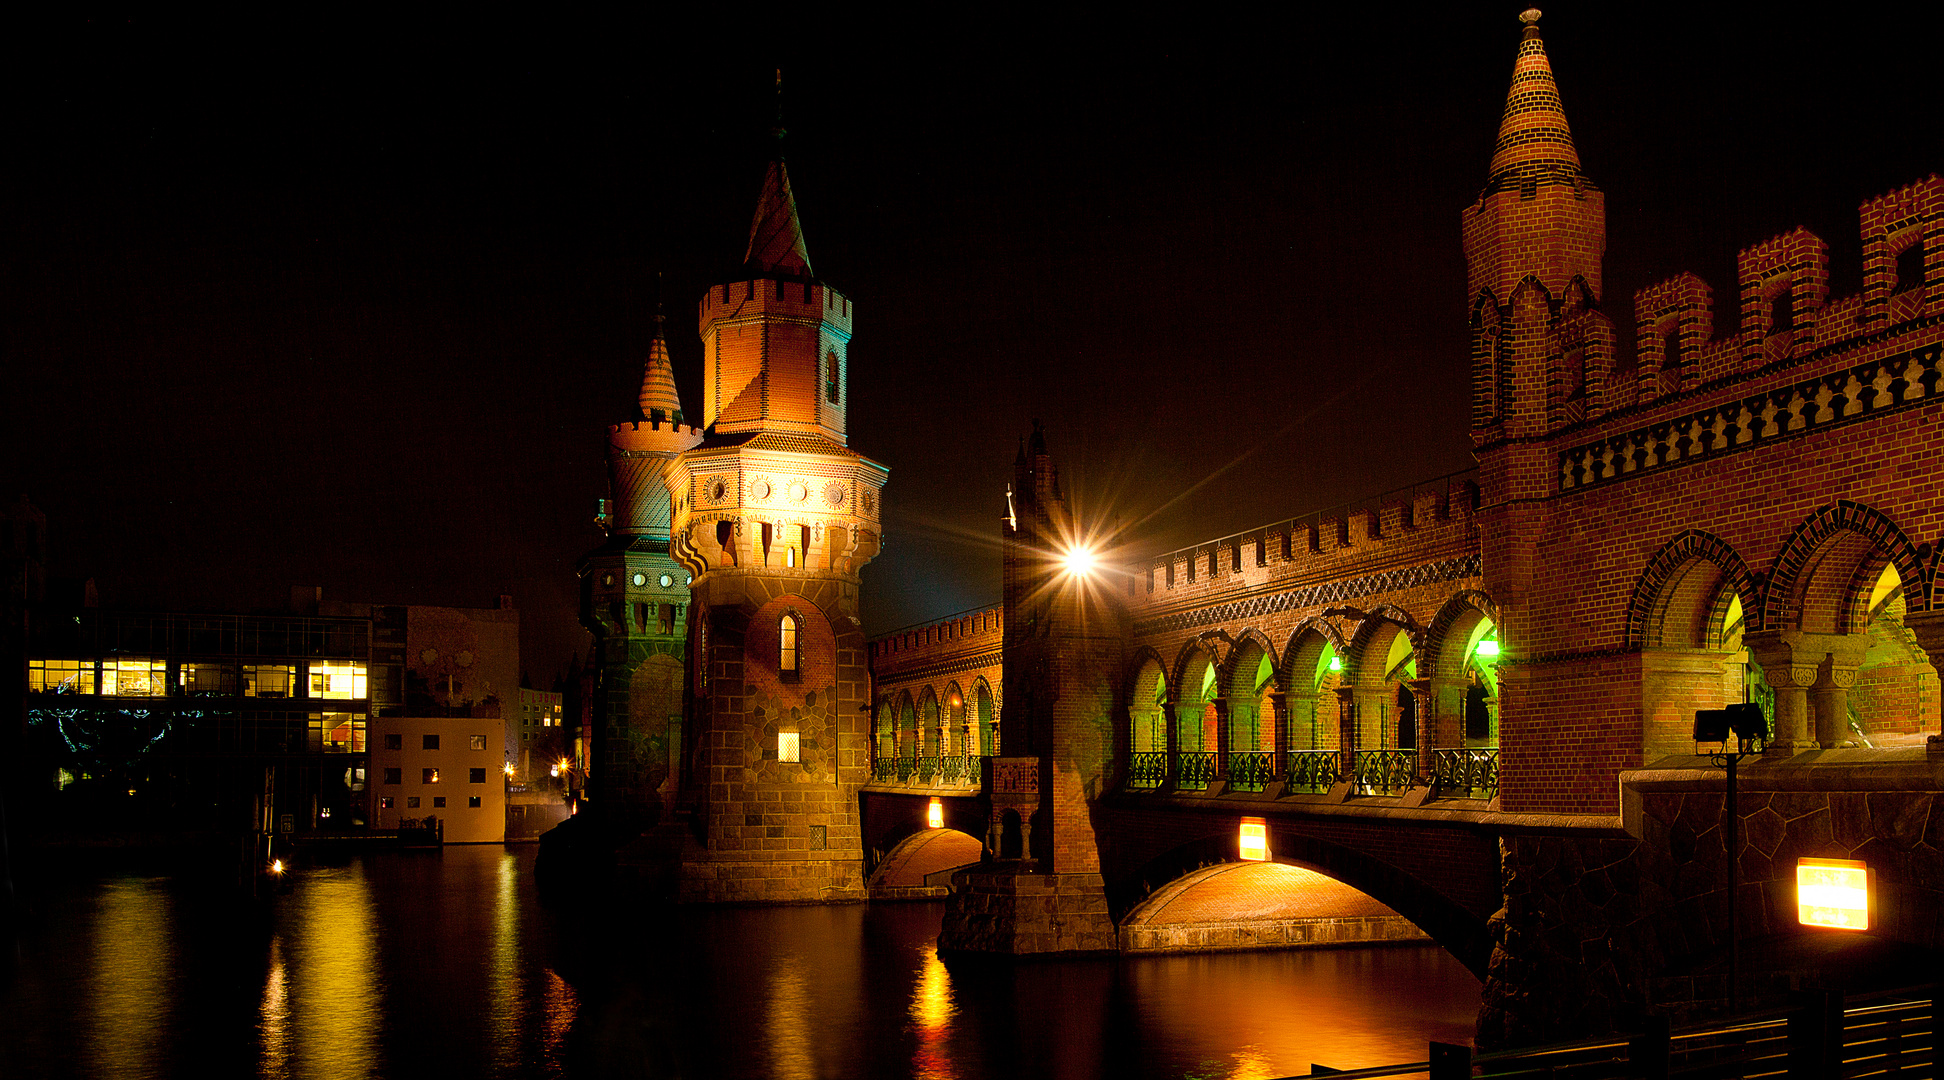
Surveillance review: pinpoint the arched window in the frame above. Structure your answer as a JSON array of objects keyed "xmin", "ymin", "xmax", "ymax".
[
  {"xmin": 825, "ymin": 350, "xmax": 840, "ymax": 404},
  {"xmin": 779, "ymin": 613, "xmax": 801, "ymax": 678}
]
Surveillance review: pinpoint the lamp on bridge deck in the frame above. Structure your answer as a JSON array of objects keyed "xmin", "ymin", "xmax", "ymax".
[{"xmin": 1695, "ymin": 702, "xmax": 1767, "ymax": 1012}]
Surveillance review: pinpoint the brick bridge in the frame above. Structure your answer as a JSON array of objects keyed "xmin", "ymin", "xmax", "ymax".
[{"xmin": 862, "ymin": 13, "xmax": 1944, "ymax": 1046}]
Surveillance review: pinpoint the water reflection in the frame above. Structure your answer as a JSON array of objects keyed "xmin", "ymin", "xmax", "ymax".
[
  {"xmin": 88, "ymin": 879, "xmax": 175, "ymax": 1079},
  {"xmin": 909, "ymin": 948, "xmax": 957, "ymax": 1080},
  {"xmin": 264, "ymin": 866, "xmax": 379, "ymax": 1079},
  {"xmin": 6, "ymin": 850, "xmax": 1479, "ymax": 1080}
]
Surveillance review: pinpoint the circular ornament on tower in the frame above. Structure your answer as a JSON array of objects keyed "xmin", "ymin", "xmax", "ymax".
[
  {"xmin": 707, "ymin": 477, "xmax": 729, "ymax": 504},
  {"xmin": 787, "ymin": 482, "xmax": 809, "ymax": 504},
  {"xmin": 823, "ymin": 481, "xmax": 846, "ymax": 507},
  {"xmin": 631, "ymin": 572, "xmax": 646, "ymax": 587},
  {"xmin": 659, "ymin": 573, "xmax": 674, "ymax": 588},
  {"xmin": 751, "ymin": 477, "xmax": 773, "ymax": 500}
]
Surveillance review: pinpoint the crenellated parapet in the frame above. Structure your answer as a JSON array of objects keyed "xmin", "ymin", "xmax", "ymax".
[{"xmin": 1128, "ymin": 471, "xmax": 1481, "ymax": 610}]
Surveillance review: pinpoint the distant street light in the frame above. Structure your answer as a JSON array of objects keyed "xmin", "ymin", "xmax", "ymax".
[{"xmin": 1062, "ymin": 544, "xmax": 1097, "ymax": 577}]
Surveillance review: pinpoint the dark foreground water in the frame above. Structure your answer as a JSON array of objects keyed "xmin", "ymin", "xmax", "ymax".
[{"xmin": 0, "ymin": 846, "xmax": 1481, "ymax": 1079}]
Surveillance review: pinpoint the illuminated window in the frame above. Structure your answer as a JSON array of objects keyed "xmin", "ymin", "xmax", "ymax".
[
  {"xmin": 311, "ymin": 712, "xmax": 364, "ymax": 753},
  {"xmin": 28, "ymin": 659, "xmax": 96, "ymax": 694},
  {"xmin": 778, "ymin": 731, "xmax": 800, "ymax": 763},
  {"xmin": 1239, "ymin": 819, "xmax": 1268, "ymax": 861},
  {"xmin": 423, "ymin": 768, "xmax": 440, "ymax": 784},
  {"xmin": 470, "ymin": 735, "xmax": 486, "ymax": 751},
  {"xmin": 779, "ymin": 613, "xmax": 800, "ymax": 677},
  {"xmin": 825, "ymin": 349, "xmax": 840, "ymax": 403},
  {"xmin": 244, "ymin": 664, "xmax": 296, "ymax": 698},
  {"xmin": 468, "ymin": 796, "xmax": 482, "ymax": 808},
  {"xmin": 432, "ymin": 796, "xmax": 446, "ymax": 808},
  {"xmin": 469, "ymin": 768, "xmax": 486, "ymax": 783},
  {"xmin": 423, "ymin": 734, "xmax": 440, "ymax": 750},
  {"xmin": 309, "ymin": 662, "xmax": 368, "ymax": 700},
  {"xmin": 380, "ymin": 797, "xmax": 394, "ymax": 809},
  {"xmin": 179, "ymin": 662, "xmax": 235, "ymax": 694},
  {"xmin": 383, "ymin": 768, "xmax": 401, "ymax": 784},
  {"xmin": 102, "ymin": 658, "xmax": 168, "ymax": 697},
  {"xmin": 785, "ymin": 547, "xmax": 797, "ymax": 568}
]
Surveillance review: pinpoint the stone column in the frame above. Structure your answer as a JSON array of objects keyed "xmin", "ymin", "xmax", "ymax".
[
  {"xmin": 1408, "ymin": 677, "xmax": 1435, "ymax": 780},
  {"xmin": 1211, "ymin": 697, "xmax": 1231, "ymax": 771},
  {"xmin": 1335, "ymin": 685, "xmax": 1359, "ymax": 781},
  {"xmin": 1746, "ymin": 631, "xmax": 1827, "ymax": 755}
]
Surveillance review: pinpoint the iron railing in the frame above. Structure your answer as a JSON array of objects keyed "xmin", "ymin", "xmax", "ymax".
[
  {"xmin": 915, "ymin": 756, "xmax": 940, "ymax": 783},
  {"xmin": 1128, "ymin": 751, "xmax": 1168, "ymax": 789},
  {"xmin": 1432, "ymin": 747, "xmax": 1498, "ymax": 800},
  {"xmin": 873, "ymin": 756, "xmax": 898, "ymax": 782},
  {"xmin": 896, "ymin": 756, "xmax": 915, "ymax": 783},
  {"xmin": 1353, "ymin": 749, "xmax": 1416, "ymax": 796},
  {"xmin": 1227, "ymin": 751, "xmax": 1275, "ymax": 792},
  {"xmin": 939, "ymin": 755, "xmax": 981, "ymax": 786},
  {"xmin": 1286, "ymin": 749, "xmax": 1340, "ymax": 794},
  {"xmin": 1178, "ymin": 751, "xmax": 1217, "ymax": 791}
]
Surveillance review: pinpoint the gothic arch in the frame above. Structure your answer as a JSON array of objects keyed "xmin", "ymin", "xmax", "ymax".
[
  {"xmin": 1343, "ymin": 605, "xmax": 1425, "ymax": 687},
  {"xmin": 1471, "ymin": 288, "xmax": 1505, "ymax": 425},
  {"xmin": 1171, "ymin": 634, "xmax": 1229, "ymax": 698},
  {"xmin": 1221, "ymin": 627, "xmax": 1280, "ymax": 696},
  {"xmin": 1927, "ymin": 541, "xmax": 1943, "ymax": 613},
  {"xmin": 1278, "ymin": 617, "xmax": 1347, "ymax": 690},
  {"xmin": 1422, "ymin": 590, "xmax": 1501, "ymax": 681},
  {"xmin": 1627, "ymin": 531, "xmax": 1758, "ymax": 648},
  {"xmin": 1764, "ymin": 502, "xmax": 1924, "ymax": 634},
  {"xmin": 916, "ymin": 685, "xmax": 942, "ymax": 755},
  {"xmin": 1125, "ymin": 646, "xmax": 1171, "ymax": 706}
]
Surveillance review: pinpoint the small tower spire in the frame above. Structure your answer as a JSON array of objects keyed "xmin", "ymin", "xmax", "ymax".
[
  {"xmin": 1485, "ymin": 8, "xmax": 1583, "ymax": 194},
  {"xmin": 637, "ymin": 286, "xmax": 685, "ymax": 424},
  {"xmin": 743, "ymin": 69, "xmax": 812, "ymax": 277}
]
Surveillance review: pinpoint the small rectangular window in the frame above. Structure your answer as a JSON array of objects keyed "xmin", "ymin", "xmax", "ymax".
[
  {"xmin": 380, "ymin": 797, "xmax": 394, "ymax": 809},
  {"xmin": 407, "ymin": 796, "xmax": 421, "ymax": 809},
  {"xmin": 433, "ymin": 796, "xmax": 446, "ymax": 808},
  {"xmin": 779, "ymin": 731, "xmax": 800, "ymax": 763},
  {"xmin": 810, "ymin": 825, "xmax": 827, "ymax": 850},
  {"xmin": 423, "ymin": 768, "xmax": 440, "ymax": 784},
  {"xmin": 383, "ymin": 768, "xmax": 401, "ymax": 785},
  {"xmin": 1895, "ymin": 241, "xmax": 1926, "ymax": 295},
  {"xmin": 423, "ymin": 734, "xmax": 440, "ymax": 750},
  {"xmin": 469, "ymin": 768, "xmax": 487, "ymax": 783},
  {"xmin": 469, "ymin": 735, "xmax": 485, "ymax": 751},
  {"xmin": 384, "ymin": 733, "xmax": 401, "ymax": 750},
  {"xmin": 468, "ymin": 796, "xmax": 482, "ymax": 808}
]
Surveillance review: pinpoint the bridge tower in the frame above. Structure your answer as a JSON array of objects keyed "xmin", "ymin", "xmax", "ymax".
[
  {"xmin": 581, "ymin": 311, "xmax": 704, "ymax": 817},
  {"xmin": 1463, "ymin": 8, "xmax": 1613, "ymax": 809},
  {"xmin": 938, "ymin": 423, "xmax": 1121, "ymax": 955},
  {"xmin": 663, "ymin": 124, "xmax": 890, "ymax": 902}
]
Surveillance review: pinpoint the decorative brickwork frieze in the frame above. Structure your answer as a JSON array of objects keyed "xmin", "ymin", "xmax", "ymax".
[
  {"xmin": 1558, "ymin": 338, "xmax": 1944, "ymax": 491},
  {"xmin": 1132, "ymin": 554, "xmax": 1481, "ymax": 637}
]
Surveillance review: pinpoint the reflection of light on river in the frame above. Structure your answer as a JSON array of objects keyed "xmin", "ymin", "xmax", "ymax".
[
  {"xmin": 259, "ymin": 937, "xmax": 291, "ymax": 1080},
  {"xmin": 908, "ymin": 947, "xmax": 957, "ymax": 1080},
  {"xmin": 260, "ymin": 866, "xmax": 378, "ymax": 1079},
  {"xmin": 88, "ymin": 879, "xmax": 174, "ymax": 1078},
  {"xmin": 490, "ymin": 851, "xmax": 523, "ymax": 1072},
  {"xmin": 766, "ymin": 955, "xmax": 820, "ymax": 1080}
]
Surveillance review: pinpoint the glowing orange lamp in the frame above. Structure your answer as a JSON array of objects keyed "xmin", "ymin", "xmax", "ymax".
[{"xmin": 1798, "ymin": 857, "xmax": 1870, "ymax": 930}]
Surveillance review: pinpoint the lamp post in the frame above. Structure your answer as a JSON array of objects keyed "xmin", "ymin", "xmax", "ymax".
[{"xmin": 1695, "ymin": 701, "xmax": 1766, "ymax": 1012}]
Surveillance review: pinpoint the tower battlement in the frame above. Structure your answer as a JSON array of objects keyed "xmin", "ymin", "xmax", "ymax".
[{"xmin": 608, "ymin": 418, "xmax": 704, "ymax": 452}]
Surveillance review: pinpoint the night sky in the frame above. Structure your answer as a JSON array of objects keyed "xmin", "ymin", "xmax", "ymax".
[{"xmin": 9, "ymin": 8, "xmax": 1941, "ymax": 683}]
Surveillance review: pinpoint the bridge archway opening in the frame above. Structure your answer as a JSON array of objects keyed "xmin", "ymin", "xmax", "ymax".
[
  {"xmin": 1223, "ymin": 641, "xmax": 1277, "ymax": 788},
  {"xmin": 1128, "ymin": 657, "xmax": 1168, "ymax": 788},
  {"xmin": 1283, "ymin": 626, "xmax": 1344, "ymax": 759},
  {"xmin": 918, "ymin": 687, "xmax": 942, "ymax": 758},
  {"xmin": 1349, "ymin": 616, "xmax": 1418, "ymax": 757},
  {"xmin": 1119, "ymin": 859, "xmax": 1432, "ymax": 955},
  {"xmin": 971, "ymin": 678, "xmax": 997, "ymax": 756},
  {"xmin": 874, "ymin": 700, "xmax": 896, "ymax": 760},
  {"xmin": 1173, "ymin": 646, "xmax": 1221, "ymax": 789},
  {"xmin": 1113, "ymin": 829, "xmax": 1492, "ymax": 976},
  {"xmin": 868, "ymin": 827, "xmax": 985, "ymax": 895},
  {"xmin": 897, "ymin": 692, "xmax": 917, "ymax": 761},
  {"xmin": 944, "ymin": 681, "xmax": 967, "ymax": 756},
  {"xmin": 1851, "ymin": 564, "xmax": 1938, "ymax": 746},
  {"xmin": 998, "ymin": 809, "xmax": 1023, "ymax": 859}
]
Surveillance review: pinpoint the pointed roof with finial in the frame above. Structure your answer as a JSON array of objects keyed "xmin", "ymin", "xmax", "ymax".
[
  {"xmin": 743, "ymin": 69, "xmax": 813, "ymax": 277},
  {"xmin": 637, "ymin": 303, "xmax": 686, "ymax": 424},
  {"xmin": 1485, "ymin": 9, "xmax": 1585, "ymax": 192}
]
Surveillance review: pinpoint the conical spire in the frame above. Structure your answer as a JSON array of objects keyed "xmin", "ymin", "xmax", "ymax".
[
  {"xmin": 638, "ymin": 309, "xmax": 685, "ymax": 424},
  {"xmin": 743, "ymin": 70, "xmax": 812, "ymax": 277},
  {"xmin": 1486, "ymin": 9, "xmax": 1582, "ymax": 190}
]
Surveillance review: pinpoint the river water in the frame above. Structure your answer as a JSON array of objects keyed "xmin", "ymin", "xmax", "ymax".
[{"xmin": 1, "ymin": 846, "xmax": 1481, "ymax": 1079}]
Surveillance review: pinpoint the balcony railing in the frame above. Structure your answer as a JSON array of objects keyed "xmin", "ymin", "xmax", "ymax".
[
  {"xmin": 1353, "ymin": 749, "xmax": 1417, "ymax": 796},
  {"xmin": 1285, "ymin": 749, "xmax": 1340, "ymax": 794},
  {"xmin": 915, "ymin": 756, "xmax": 940, "ymax": 783},
  {"xmin": 1177, "ymin": 751, "xmax": 1217, "ymax": 791},
  {"xmin": 1128, "ymin": 751, "xmax": 1168, "ymax": 789},
  {"xmin": 866, "ymin": 754, "xmax": 986, "ymax": 788},
  {"xmin": 1431, "ymin": 747, "xmax": 1499, "ymax": 800},
  {"xmin": 1226, "ymin": 751, "xmax": 1275, "ymax": 792},
  {"xmin": 939, "ymin": 755, "xmax": 981, "ymax": 786},
  {"xmin": 873, "ymin": 755, "xmax": 899, "ymax": 782}
]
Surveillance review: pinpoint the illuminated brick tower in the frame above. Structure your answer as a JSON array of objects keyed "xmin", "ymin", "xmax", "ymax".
[
  {"xmin": 664, "ymin": 131, "xmax": 889, "ymax": 902},
  {"xmin": 1463, "ymin": 7, "xmax": 1612, "ymax": 802},
  {"xmin": 581, "ymin": 314, "xmax": 703, "ymax": 816}
]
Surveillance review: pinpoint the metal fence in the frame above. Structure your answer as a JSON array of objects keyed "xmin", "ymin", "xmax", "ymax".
[
  {"xmin": 1227, "ymin": 751, "xmax": 1276, "ymax": 792},
  {"xmin": 1128, "ymin": 751, "xmax": 1168, "ymax": 789},
  {"xmin": 1431, "ymin": 747, "xmax": 1499, "ymax": 800},
  {"xmin": 1286, "ymin": 750, "xmax": 1340, "ymax": 794},
  {"xmin": 1178, "ymin": 751, "xmax": 1218, "ymax": 791},
  {"xmin": 1352, "ymin": 750, "xmax": 1416, "ymax": 796}
]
